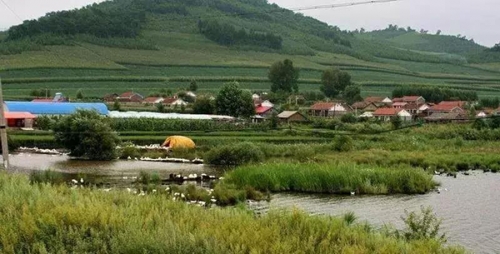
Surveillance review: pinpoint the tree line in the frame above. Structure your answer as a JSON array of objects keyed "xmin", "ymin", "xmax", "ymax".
[
  {"xmin": 392, "ymin": 87, "xmax": 478, "ymax": 103},
  {"xmin": 7, "ymin": 4, "xmax": 145, "ymax": 40},
  {"xmin": 197, "ymin": 20, "xmax": 282, "ymax": 50}
]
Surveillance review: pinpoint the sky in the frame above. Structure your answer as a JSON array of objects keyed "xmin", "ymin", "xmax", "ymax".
[{"xmin": 0, "ymin": 0, "xmax": 498, "ymax": 47}]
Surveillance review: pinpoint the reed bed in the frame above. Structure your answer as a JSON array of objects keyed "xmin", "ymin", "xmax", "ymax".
[
  {"xmin": 0, "ymin": 173, "xmax": 462, "ymax": 253},
  {"xmin": 225, "ymin": 163, "xmax": 436, "ymax": 195}
]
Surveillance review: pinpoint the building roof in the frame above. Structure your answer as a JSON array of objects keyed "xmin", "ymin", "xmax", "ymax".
[
  {"xmin": 364, "ymin": 97, "xmax": 384, "ymax": 103},
  {"xmin": 430, "ymin": 101, "xmax": 466, "ymax": 112},
  {"xmin": 119, "ymin": 91, "xmax": 143, "ymax": 99},
  {"xmin": 373, "ymin": 108, "xmax": 400, "ymax": 116},
  {"xmin": 352, "ymin": 102, "xmax": 368, "ymax": 109},
  {"xmin": 393, "ymin": 102, "xmax": 408, "ymax": 107},
  {"xmin": 5, "ymin": 112, "xmax": 37, "ymax": 119},
  {"xmin": 5, "ymin": 102, "xmax": 109, "ymax": 115},
  {"xmin": 32, "ymin": 99, "xmax": 55, "ymax": 103},
  {"xmin": 144, "ymin": 97, "xmax": 163, "ymax": 103},
  {"xmin": 278, "ymin": 111, "xmax": 305, "ymax": 119},
  {"xmin": 310, "ymin": 102, "xmax": 334, "ymax": 111},
  {"xmin": 163, "ymin": 97, "xmax": 178, "ymax": 105},
  {"xmin": 256, "ymin": 106, "xmax": 273, "ymax": 114},
  {"xmin": 403, "ymin": 96, "xmax": 423, "ymax": 102}
]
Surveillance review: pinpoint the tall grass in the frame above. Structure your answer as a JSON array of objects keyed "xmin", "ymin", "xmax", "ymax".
[
  {"xmin": 0, "ymin": 173, "xmax": 462, "ymax": 253},
  {"xmin": 225, "ymin": 163, "xmax": 436, "ymax": 195}
]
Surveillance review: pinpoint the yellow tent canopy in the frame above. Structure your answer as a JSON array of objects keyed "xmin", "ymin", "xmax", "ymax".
[{"xmin": 162, "ymin": 136, "xmax": 196, "ymax": 149}]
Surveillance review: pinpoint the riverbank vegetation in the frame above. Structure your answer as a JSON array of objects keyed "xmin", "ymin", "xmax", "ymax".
[{"xmin": 0, "ymin": 173, "xmax": 463, "ymax": 253}]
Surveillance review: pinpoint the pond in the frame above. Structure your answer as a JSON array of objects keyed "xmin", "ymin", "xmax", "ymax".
[{"xmin": 6, "ymin": 153, "xmax": 500, "ymax": 253}]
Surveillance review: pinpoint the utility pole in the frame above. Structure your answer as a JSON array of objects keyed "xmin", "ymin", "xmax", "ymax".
[{"xmin": 0, "ymin": 78, "xmax": 9, "ymax": 170}]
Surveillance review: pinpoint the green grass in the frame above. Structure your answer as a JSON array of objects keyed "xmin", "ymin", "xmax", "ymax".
[
  {"xmin": 224, "ymin": 163, "xmax": 436, "ymax": 195},
  {"xmin": 0, "ymin": 173, "xmax": 463, "ymax": 253}
]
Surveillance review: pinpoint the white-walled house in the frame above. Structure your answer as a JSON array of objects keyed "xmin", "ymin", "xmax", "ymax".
[
  {"xmin": 261, "ymin": 100, "xmax": 274, "ymax": 108},
  {"xmin": 373, "ymin": 108, "xmax": 412, "ymax": 122}
]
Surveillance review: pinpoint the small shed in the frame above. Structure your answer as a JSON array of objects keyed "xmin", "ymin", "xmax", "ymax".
[
  {"xmin": 5, "ymin": 112, "xmax": 36, "ymax": 128},
  {"xmin": 278, "ymin": 111, "xmax": 308, "ymax": 123}
]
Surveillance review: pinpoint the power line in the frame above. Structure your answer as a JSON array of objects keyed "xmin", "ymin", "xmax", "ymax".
[
  {"xmin": 0, "ymin": 0, "xmax": 23, "ymax": 22},
  {"xmin": 289, "ymin": 0, "xmax": 401, "ymax": 12}
]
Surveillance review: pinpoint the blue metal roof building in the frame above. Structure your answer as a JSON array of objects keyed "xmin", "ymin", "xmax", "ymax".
[{"xmin": 5, "ymin": 102, "xmax": 109, "ymax": 116}]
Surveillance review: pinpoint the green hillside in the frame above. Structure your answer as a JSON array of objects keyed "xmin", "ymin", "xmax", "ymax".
[{"xmin": 1, "ymin": 0, "xmax": 500, "ymax": 100}]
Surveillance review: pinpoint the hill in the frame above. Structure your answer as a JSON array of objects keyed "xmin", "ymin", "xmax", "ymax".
[{"xmin": 1, "ymin": 0, "xmax": 500, "ymax": 100}]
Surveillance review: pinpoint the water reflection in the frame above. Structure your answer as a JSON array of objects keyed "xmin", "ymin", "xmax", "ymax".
[{"xmin": 269, "ymin": 173, "xmax": 500, "ymax": 254}]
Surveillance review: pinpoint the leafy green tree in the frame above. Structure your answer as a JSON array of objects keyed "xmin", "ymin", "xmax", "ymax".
[
  {"xmin": 156, "ymin": 103, "xmax": 165, "ymax": 113},
  {"xmin": 391, "ymin": 115, "xmax": 403, "ymax": 130},
  {"xmin": 216, "ymin": 82, "xmax": 255, "ymax": 118},
  {"xmin": 400, "ymin": 207, "xmax": 445, "ymax": 242},
  {"xmin": 112, "ymin": 100, "xmax": 121, "ymax": 111},
  {"xmin": 492, "ymin": 43, "xmax": 500, "ymax": 52},
  {"xmin": 53, "ymin": 110, "xmax": 120, "ymax": 160},
  {"xmin": 320, "ymin": 68, "xmax": 352, "ymax": 98},
  {"xmin": 269, "ymin": 112, "xmax": 279, "ymax": 129},
  {"xmin": 343, "ymin": 85, "xmax": 362, "ymax": 104},
  {"xmin": 189, "ymin": 79, "xmax": 198, "ymax": 92},
  {"xmin": 193, "ymin": 96, "xmax": 215, "ymax": 114},
  {"xmin": 268, "ymin": 59, "xmax": 299, "ymax": 93},
  {"xmin": 76, "ymin": 89, "xmax": 83, "ymax": 100}
]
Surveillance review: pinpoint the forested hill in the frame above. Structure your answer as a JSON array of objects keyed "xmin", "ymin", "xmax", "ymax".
[{"xmin": 1, "ymin": 0, "xmax": 500, "ymax": 100}]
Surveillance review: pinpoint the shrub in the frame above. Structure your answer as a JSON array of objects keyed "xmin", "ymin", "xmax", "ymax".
[
  {"xmin": 333, "ymin": 135, "xmax": 354, "ymax": 152},
  {"xmin": 204, "ymin": 142, "xmax": 264, "ymax": 166},
  {"xmin": 119, "ymin": 143, "xmax": 141, "ymax": 159},
  {"xmin": 399, "ymin": 206, "xmax": 446, "ymax": 242},
  {"xmin": 53, "ymin": 110, "xmax": 120, "ymax": 160},
  {"xmin": 341, "ymin": 114, "xmax": 357, "ymax": 123}
]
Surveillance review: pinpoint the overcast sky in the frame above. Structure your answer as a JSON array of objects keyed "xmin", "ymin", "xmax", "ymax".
[{"xmin": 1, "ymin": 0, "xmax": 498, "ymax": 47}]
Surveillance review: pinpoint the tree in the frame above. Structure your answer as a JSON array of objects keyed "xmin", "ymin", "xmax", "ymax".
[
  {"xmin": 156, "ymin": 103, "xmax": 165, "ymax": 113},
  {"xmin": 321, "ymin": 68, "xmax": 340, "ymax": 98},
  {"xmin": 53, "ymin": 110, "xmax": 120, "ymax": 160},
  {"xmin": 436, "ymin": 30, "xmax": 442, "ymax": 35},
  {"xmin": 268, "ymin": 59, "xmax": 299, "ymax": 93},
  {"xmin": 215, "ymin": 82, "xmax": 255, "ymax": 118},
  {"xmin": 491, "ymin": 43, "xmax": 500, "ymax": 52},
  {"xmin": 76, "ymin": 89, "xmax": 83, "ymax": 100},
  {"xmin": 320, "ymin": 68, "xmax": 352, "ymax": 98},
  {"xmin": 189, "ymin": 79, "xmax": 198, "ymax": 92},
  {"xmin": 391, "ymin": 115, "xmax": 402, "ymax": 130},
  {"xmin": 193, "ymin": 96, "xmax": 215, "ymax": 114},
  {"xmin": 112, "ymin": 100, "xmax": 121, "ymax": 111},
  {"xmin": 269, "ymin": 112, "xmax": 279, "ymax": 129},
  {"xmin": 343, "ymin": 85, "xmax": 362, "ymax": 104}
]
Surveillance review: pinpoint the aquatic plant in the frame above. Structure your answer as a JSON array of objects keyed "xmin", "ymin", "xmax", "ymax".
[{"xmin": 0, "ymin": 173, "xmax": 463, "ymax": 253}]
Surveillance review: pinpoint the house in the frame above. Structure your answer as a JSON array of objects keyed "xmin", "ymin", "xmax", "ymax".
[
  {"xmin": 428, "ymin": 101, "xmax": 466, "ymax": 114},
  {"xmin": 5, "ymin": 102, "xmax": 109, "ymax": 116},
  {"xmin": 163, "ymin": 97, "xmax": 187, "ymax": 107},
  {"xmin": 477, "ymin": 111, "xmax": 487, "ymax": 118},
  {"xmin": 103, "ymin": 93, "xmax": 119, "ymax": 102},
  {"xmin": 143, "ymin": 97, "xmax": 164, "ymax": 104},
  {"xmin": 424, "ymin": 112, "xmax": 468, "ymax": 123},
  {"xmin": 252, "ymin": 94, "xmax": 260, "ymax": 100},
  {"xmin": 32, "ymin": 92, "xmax": 69, "ymax": 103},
  {"xmin": 255, "ymin": 106, "xmax": 277, "ymax": 118},
  {"xmin": 260, "ymin": 100, "xmax": 274, "ymax": 108},
  {"xmin": 392, "ymin": 102, "xmax": 408, "ymax": 109},
  {"xmin": 309, "ymin": 102, "xmax": 350, "ymax": 117},
  {"xmin": 117, "ymin": 91, "xmax": 144, "ymax": 103},
  {"xmin": 393, "ymin": 96, "xmax": 425, "ymax": 105},
  {"xmin": 373, "ymin": 108, "xmax": 412, "ymax": 122},
  {"xmin": 5, "ymin": 112, "xmax": 36, "ymax": 128},
  {"xmin": 186, "ymin": 91, "xmax": 196, "ymax": 98},
  {"xmin": 351, "ymin": 102, "xmax": 379, "ymax": 113},
  {"xmin": 277, "ymin": 111, "xmax": 308, "ymax": 123}
]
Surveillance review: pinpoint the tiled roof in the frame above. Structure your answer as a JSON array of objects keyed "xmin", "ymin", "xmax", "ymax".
[
  {"xmin": 364, "ymin": 97, "xmax": 384, "ymax": 103},
  {"xmin": 430, "ymin": 101, "xmax": 466, "ymax": 112},
  {"xmin": 5, "ymin": 112, "xmax": 36, "ymax": 119},
  {"xmin": 393, "ymin": 102, "xmax": 408, "ymax": 107},
  {"xmin": 256, "ymin": 106, "xmax": 273, "ymax": 114},
  {"xmin": 310, "ymin": 102, "xmax": 334, "ymax": 111},
  {"xmin": 352, "ymin": 102, "xmax": 368, "ymax": 109},
  {"xmin": 278, "ymin": 111, "xmax": 303, "ymax": 119},
  {"xmin": 144, "ymin": 97, "xmax": 163, "ymax": 103},
  {"xmin": 402, "ymin": 96, "xmax": 422, "ymax": 102},
  {"xmin": 373, "ymin": 107, "xmax": 399, "ymax": 116},
  {"xmin": 163, "ymin": 97, "xmax": 178, "ymax": 104},
  {"xmin": 119, "ymin": 91, "xmax": 143, "ymax": 98}
]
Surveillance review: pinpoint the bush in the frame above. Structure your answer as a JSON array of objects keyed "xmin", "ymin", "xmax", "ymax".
[
  {"xmin": 204, "ymin": 142, "xmax": 264, "ymax": 166},
  {"xmin": 341, "ymin": 114, "xmax": 357, "ymax": 123},
  {"xmin": 119, "ymin": 144, "xmax": 141, "ymax": 159},
  {"xmin": 399, "ymin": 206, "xmax": 446, "ymax": 242},
  {"xmin": 333, "ymin": 135, "xmax": 354, "ymax": 152},
  {"xmin": 53, "ymin": 110, "xmax": 120, "ymax": 160}
]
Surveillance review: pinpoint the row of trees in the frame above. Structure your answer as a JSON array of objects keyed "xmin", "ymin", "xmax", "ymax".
[
  {"xmin": 392, "ymin": 87, "xmax": 478, "ymax": 103},
  {"xmin": 198, "ymin": 20, "xmax": 282, "ymax": 50},
  {"xmin": 268, "ymin": 59, "xmax": 361, "ymax": 103}
]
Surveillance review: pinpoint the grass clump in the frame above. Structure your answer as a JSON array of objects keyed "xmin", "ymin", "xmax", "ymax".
[
  {"xmin": 29, "ymin": 170, "xmax": 65, "ymax": 185},
  {"xmin": 204, "ymin": 142, "xmax": 264, "ymax": 166},
  {"xmin": 0, "ymin": 173, "xmax": 463, "ymax": 253},
  {"xmin": 224, "ymin": 163, "xmax": 436, "ymax": 195}
]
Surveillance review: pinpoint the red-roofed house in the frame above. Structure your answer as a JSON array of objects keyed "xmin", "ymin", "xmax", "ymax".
[
  {"xmin": 310, "ymin": 102, "xmax": 350, "ymax": 117},
  {"xmin": 429, "ymin": 101, "xmax": 466, "ymax": 114},
  {"xmin": 392, "ymin": 102, "xmax": 408, "ymax": 109},
  {"xmin": 163, "ymin": 97, "xmax": 187, "ymax": 107},
  {"xmin": 373, "ymin": 108, "xmax": 412, "ymax": 122},
  {"xmin": 143, "ymin": 97, "xmax": 164, "ymax": 104},
  {"xmin": 117, "ymin": 91, "xmax": 144, "ymax": 103},
  {"xmin": 255, "ymin": 106, "xmax": 276, "ymax": 117},
  {"xmin": 364, "ymin": 96, "xmax": 392, "ymax": 104},
  {"xmin": 392, "ymin": 96, "xmax": 425, "ymax": 105},
  {"xmin": 103, "ymin": 93, "xmax": 119, "ymax": 102},
  {"xmin": 5, "ymin": 112, "xmax": 36, "ymax": 128}
]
